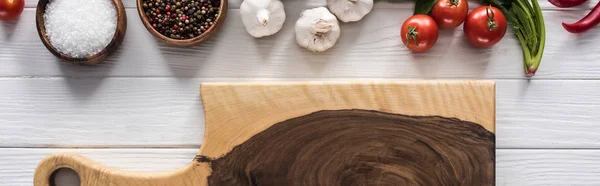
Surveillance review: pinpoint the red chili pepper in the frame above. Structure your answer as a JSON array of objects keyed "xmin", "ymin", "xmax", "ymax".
[
  {"xmin": 563, "ymin": 2, "xmax": 600, "ymax": 33},
  {"xmin": 548, "ymin": 0, "xmax": 587, "ymax": 8}
]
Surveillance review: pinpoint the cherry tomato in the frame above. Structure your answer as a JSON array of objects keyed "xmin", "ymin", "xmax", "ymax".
[
  {"xmin": 464, "ymin": 6, "xmax": 507, "ymax": 48},
  {"xmin": 401, "ymin": 14, "xmax": 439, "ymax": 52},
  {"xmin": 0, "ymin": 0, "xmax": 24, "ymax": 21},
  {"xmin": 431, "ymin": 0, "xmax": 469, "ymax": 29}
]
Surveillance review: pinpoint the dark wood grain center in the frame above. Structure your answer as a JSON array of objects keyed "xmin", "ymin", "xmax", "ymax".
[{"xmin": 197, "ymin": 109, "xmax": 495, "ymax": 186}]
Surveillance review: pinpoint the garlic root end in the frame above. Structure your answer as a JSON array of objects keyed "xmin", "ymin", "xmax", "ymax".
[
  {"xmin": 311, "ymin": 19, "xmax": 333, "ymax": 36},
  {"xmin": 257, "ymin": 9, "xmax": 270, "ymax": 26}
]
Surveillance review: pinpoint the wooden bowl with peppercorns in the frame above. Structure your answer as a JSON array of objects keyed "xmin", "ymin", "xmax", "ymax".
[
  {"xmin": 137, "ymin": 0, "xmax": 227, "ymax": 47},
  {"xmin": 35, "ymin": 0, "xmax": 127, "ymax": 65}
]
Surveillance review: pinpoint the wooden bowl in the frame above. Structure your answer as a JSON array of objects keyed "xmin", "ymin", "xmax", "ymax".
[
  {"xmin": 36, "ymin": 0, "xmax": 127, "ymax": 65},
  {"xmin": 136, "ymin": 0, "xmax": 227, "ymax": 47}
]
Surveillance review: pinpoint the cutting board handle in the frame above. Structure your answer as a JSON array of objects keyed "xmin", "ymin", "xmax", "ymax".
[
  {"xmin": 34, "ymin": 153, "xmax": 105, "ymax": 186},
  {"xmin": 34, "ymin": 152, "xmax": 210, "ymax": 186}
]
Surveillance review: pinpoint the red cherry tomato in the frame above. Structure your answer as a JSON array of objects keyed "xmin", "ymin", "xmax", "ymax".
[
  {"xmin": 0, "ymin": 0, "xmax": 24, "ymax": 21},
  {"xmin": 401, "ymin": 14, "xmax": 439, "ymax": 52},
  {"xmin": 464, "ymin": 6, "xmax": 507, "ymax": 48},
  {"xmin": 431, "ymin": 0, "xmax": 469, "ymax": 29}
]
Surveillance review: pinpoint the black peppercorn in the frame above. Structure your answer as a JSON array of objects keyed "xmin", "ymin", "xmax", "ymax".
[{"xmin": 143, "ymin": 0, "xmax": 220, "ymax": 40}]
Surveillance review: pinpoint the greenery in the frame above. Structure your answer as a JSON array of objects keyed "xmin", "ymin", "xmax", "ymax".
[
  {"xmin": 414, "ymin": 0, "xmax": 439, "ymax": 14},
  {"xmin": 480, "ymin": 0, "xmax": 545, "ymax": 76},
  {"xmin": 374, "ymin": 0, "xmax": 439, "ymax": 14}
]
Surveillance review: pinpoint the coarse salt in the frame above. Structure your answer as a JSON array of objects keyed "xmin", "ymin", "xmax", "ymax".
[{"xmin": 44, "ymin": 0, "xmax": 117, "ymax": 58}]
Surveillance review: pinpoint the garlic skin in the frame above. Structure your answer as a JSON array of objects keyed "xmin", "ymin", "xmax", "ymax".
[
  {"xmin": 295, "ymin": 7, "xmax": 341, "ymax": 52},
  {"xmin": 240, "ymin": 0, "xmax": 286, "ymax": 38},
  {"xmin": 326, "ymin": 0, "xmax": 373, "ymax": 23}
]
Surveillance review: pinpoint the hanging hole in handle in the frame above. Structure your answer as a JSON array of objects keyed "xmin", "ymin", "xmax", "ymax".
[{"xmin": 50, "ymin": 168, "xmax": 80, "ymax": 186}]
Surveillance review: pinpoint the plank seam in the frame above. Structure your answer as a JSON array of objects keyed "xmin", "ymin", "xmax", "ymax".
[
  {"xmin": 2, "ymin": 147, "xmax": 600, "ymax": 150},
  {"xmin": 5, "ymin": 77, "xmax": 600, "ymax": 80}
]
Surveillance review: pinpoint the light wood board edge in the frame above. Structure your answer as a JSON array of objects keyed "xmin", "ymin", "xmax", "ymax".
[{"xmin": 198, "ymin": 81, "xmax": 496, "ymax": 159}]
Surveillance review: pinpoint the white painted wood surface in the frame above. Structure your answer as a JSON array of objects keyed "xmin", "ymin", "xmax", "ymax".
[
  {"xmin": 2, "ymin": 0, "xmax": 600, "ymax": 185},
  {"xmin": 2, "ymin": 78, "xmax": 600, "ymax": 149}
]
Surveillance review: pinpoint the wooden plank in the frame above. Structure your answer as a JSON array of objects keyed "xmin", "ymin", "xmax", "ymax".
[
  {"xmin": 0, "ymin": 77, "xmax": 206, "ymax": 148},
  {"xmin": 0, "ymin": 78, "xmax": 599, "ymax": 148},
  {"xmin": 2, "ymin": 148, "xmax": 600, "ymax": 185},
  {"xmin": 496, "ymin": 80, "xmax": 600, "ymax": 148},
  {"xmin": 24, "ymin": 0, "xmax": 600, "ymax": 10},
  {"xmin": 497, "ymin": 149, "xmax": 600, "ymax": 185},
  {"xmin": 2, "ymin": 8, "xmax": 600, "ymax": 79}
]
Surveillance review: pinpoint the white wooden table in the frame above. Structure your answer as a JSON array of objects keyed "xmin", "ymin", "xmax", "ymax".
[{"xmin": 2, "ymin": 0, "xmax": 600, "ymax": 185}]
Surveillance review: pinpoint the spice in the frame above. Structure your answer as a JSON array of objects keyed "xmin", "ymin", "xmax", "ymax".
[
  {"xmin": 562, "ymin": 2, "xmax": 600, "ymax": 33},
  {"xmin": 142, "ymin": 0, "xmax": 220, "ymax": 40},
  {"xmin": 44, "ymin": 0, "xmax": 117, "ymax": 58}
]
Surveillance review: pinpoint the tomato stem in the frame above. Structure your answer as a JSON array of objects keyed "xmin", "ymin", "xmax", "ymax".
[
  {"xmin": 486, "ymin": 5, "xmax": 498, "ymax": 31},
  {"xmin": 406, "ymin": 26, "xmax": 419, "ymax": 47},
  {"xmin": 450, "ymin": 0, "xmax": 459, "ymax": 6}
]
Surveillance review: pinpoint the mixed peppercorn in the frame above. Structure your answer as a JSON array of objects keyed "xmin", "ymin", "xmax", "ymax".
[{"xmin": 142, "ymin": 0, "xmax": 220, "ymax": 40}]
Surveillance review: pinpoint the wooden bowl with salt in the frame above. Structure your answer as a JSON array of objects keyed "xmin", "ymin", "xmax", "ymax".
[
  {"xmin": 35, "ymin": 0, "xmax": 127, "ymax": 65},
  {"xmin": 136, "ymin": 0, "xmax": 227, "ymax": 47}
]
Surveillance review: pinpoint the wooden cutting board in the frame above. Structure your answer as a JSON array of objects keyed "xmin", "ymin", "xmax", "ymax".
[{"xmin": 34, "ymin": 81, "xmax": 496, "ymax": 186}]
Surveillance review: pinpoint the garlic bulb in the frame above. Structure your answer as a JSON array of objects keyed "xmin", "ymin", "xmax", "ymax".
[
  {"xmin": 295, "ymin": 7, "xmax": 341, "ymax": 52},
  {"xmin": 326, "ymin": 0, "xmax": 373, "ymax": 23},
  {"xmin": 240, "ymin": 0, "xmax": 286, "ymax": 38}
]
